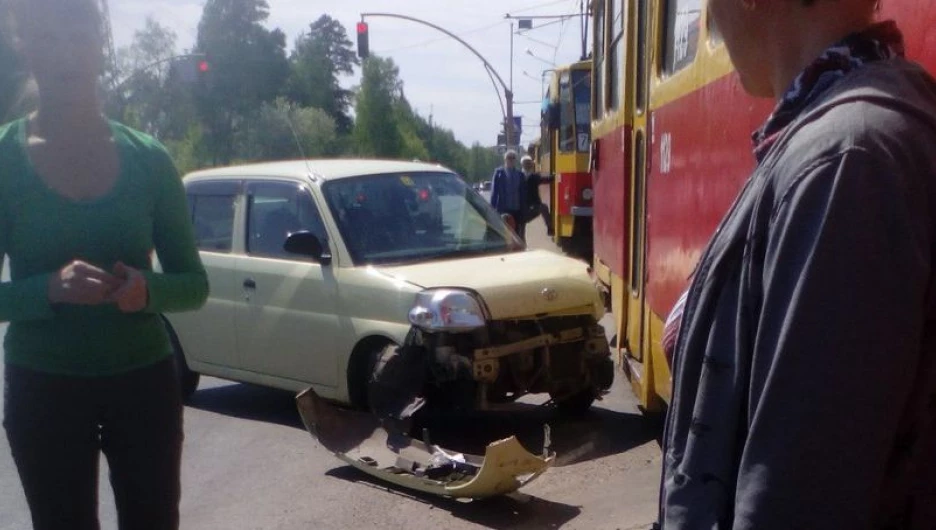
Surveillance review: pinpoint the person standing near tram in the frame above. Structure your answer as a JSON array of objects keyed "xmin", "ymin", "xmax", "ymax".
[
  {"xmin": 520, "ymin": 154, "xmax": 554, "ymax": 237},
  {"xmin": 0, "ymin": 0, "xmax": 209, "ymax": 528},
  {"xmin": 490, "ymin": 149, "xmax": 528, "ymax": 240},
  {"xmin": 658, "ymin": 0, "xmax": 936, "ymax": 528}
]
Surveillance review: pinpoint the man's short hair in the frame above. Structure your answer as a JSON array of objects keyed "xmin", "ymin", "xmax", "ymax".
[
  {"xmin": 504, "ymin": 150, "xmax": 517, "ymax": 160},
  {"xmin": 521, "ymin": 155, "xmax": 533, "ymax": 164}
]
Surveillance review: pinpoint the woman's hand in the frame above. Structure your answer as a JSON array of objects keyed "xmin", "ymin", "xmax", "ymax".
[
  {"xmin": 110, "ymin": 262, "xmax": 148, "ymax": 313},
  {"xmin": 47, "ymin": 260, "xmax": 122, "ymax": 306}
]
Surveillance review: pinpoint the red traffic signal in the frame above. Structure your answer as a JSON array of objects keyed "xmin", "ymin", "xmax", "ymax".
[
  {"xmin": 356, "ymin": 22, "xmax": 370, "ymax": 59},
  {"xmin": 198, "ymin": 60, "xmax": 209, "ymax": 73}
]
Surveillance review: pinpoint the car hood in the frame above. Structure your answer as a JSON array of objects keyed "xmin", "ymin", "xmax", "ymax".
[{"xmin": 375, "ymin": 250, "xmax": 601, "ymax": 320}]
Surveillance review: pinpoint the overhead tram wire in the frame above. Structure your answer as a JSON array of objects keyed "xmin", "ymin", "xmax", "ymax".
[
  {"xmin": 514, "ymin": 17, "xmax": 573, "ymax": 33},
  {"xmin": 518, "ymin": 33, "xmax": 556, "ymax": 48},
  {"xmin": 509, "ymin": 0, "xmax": 572, "ymax": 15},
  {"xmin": 552, "ymin": 17, "xmax": 570, "ymax": 64}
]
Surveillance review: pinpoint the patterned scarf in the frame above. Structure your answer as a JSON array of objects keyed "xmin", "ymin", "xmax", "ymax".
[
  {"xmin": 753, "ymin": 21, "xmax": 905, "ymax": 162},
  {"xmin": 662, "ymin": 21, "xmax": 906, "ymax": 367}
]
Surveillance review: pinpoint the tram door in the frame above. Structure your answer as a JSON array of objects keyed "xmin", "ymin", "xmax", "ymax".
[{"xmin": 624, "ymin": 0, "xmax": 650, "ymax": 364}]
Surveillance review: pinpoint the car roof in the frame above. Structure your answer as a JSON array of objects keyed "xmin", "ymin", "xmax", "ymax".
[{"xmin": 183, "ymin": 159, "xmax": 454, "ymax": 184}]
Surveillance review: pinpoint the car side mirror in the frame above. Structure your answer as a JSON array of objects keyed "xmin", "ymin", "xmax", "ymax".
[{"xmin": 284, "ymin": 231, "xmax": 332, "ymax": 265}]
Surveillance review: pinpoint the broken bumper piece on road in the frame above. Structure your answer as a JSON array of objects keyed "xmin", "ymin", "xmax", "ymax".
[{"xmin": 295, "ymin": 388, "xmax": 555, "ymax": 499}]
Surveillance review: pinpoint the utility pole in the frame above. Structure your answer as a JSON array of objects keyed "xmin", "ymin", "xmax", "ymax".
[
  {"xmin": 361, "ymin": 13, "xmax": 516, "ymax": 149},
  {"xmin": 580, "ymin": 0, "xmax": 589, "ymax": 60},
  {"xmin": 98, "ymin": 0, "xmax": 118, "ymax": 89},
  {"xmin": 509, "ymin": 22, "xmax": 515, "ymax": 151}
]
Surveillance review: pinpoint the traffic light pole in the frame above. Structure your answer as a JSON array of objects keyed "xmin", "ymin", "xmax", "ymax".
[
  {"xmin": 110, "ymin": 53, "xmax": 208, "ymax": 92},
  {"xmin": 360, "ymin": 12, "xmax": 516, "ymax": 149}
]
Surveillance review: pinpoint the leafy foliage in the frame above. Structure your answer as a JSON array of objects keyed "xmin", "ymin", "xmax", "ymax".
[
  {"xmin": 59, "ymin": 5, "xmax": 503, "ymax": 182},
  {"xmin": 287, "ymin": 15, "xmax": 358, "ymax": 133},
  {"xmin": 353, "ymin": 56, "xmax": 404, "ymax": 158},
  {"xmin": 240, "ymin": 98, "xmax": 337, "ymax": 161},
  {"xmin": 195, "ymin": 0, "xmax": 289, "ymax": 163}
]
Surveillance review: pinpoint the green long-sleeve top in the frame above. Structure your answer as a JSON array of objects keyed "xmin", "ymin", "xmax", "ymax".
[{"xmin": 0, "ymin": 118, "xmax": 208, "ymax": 376}]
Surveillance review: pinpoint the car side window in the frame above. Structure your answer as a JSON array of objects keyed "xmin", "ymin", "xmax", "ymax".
[
  {"xmin": 186, "ymin": 181, "xmax": 238, "ymax": 253},
  {"xmin": 246, "ymin": 181, "xmax": 328, "ymax": 259}
]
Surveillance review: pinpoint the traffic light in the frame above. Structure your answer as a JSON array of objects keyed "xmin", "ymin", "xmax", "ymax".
[
  {"xmin": 357, "ymin": 22, "xmax": 370, "ymax": 59},
  {"xmin": 171, "ymin": 54, "xmax": 209, "ymax": 85}
]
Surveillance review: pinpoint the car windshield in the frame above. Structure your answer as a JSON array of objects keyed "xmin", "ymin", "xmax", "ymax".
[{"xmin": 322, "ymin": 171, "xmax": 523, "ymax": 265}]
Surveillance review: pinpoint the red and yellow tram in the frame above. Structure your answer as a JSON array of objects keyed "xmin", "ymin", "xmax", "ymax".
[
  {"xmin": 589, "ymin": 0, "xmax": 936, "ymax": 411},
  {"xmin": 537, "ymin": 59, "xmax": 595, "ymax": 261}
]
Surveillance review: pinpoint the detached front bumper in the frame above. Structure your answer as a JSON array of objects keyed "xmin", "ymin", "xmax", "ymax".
[{"xmin": 296, "ymin": 388, "xmax": 554, "ymax": 499}]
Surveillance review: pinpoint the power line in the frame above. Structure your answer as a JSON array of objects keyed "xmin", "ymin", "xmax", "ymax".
[
  {"xmin": 509, "ymin": 0, "xmax": 572, "ymax": 15},
  {"xmin": 516, "ymin": 17, "xmax": 568, "ymax": 33},
  {"xmin": 552, "ymin": 18, "xmax": 570, "ymax": 64},
  {"xmin": 518, "ymin": 33, "xmax": 556, "ymax": 48}
]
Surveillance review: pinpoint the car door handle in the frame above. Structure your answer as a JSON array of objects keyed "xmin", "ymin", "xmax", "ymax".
[{"xmin": 243, "ymin": 278, "xmax": 257, "ymax": 289}]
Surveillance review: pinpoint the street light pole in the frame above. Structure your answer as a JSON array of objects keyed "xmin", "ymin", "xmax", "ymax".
[
  {"xmin": 509, "ymin": 22, "xmax": 515, "ymax": 150},
  {"xmin": 509, "ymin": 22, "xmax": 514, "ymax": 98},
  {"xmin": 361, "ymin": 12, "xmax": 515, "ymax": 149}
]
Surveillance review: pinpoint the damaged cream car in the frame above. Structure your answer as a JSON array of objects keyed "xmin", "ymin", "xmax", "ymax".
[{"xmin": 166, "ymin": 159, "xmax": 613, "ymax": 417}]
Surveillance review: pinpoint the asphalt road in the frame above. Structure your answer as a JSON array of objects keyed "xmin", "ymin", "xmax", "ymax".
[{"xmin": 0, "ymin": 221, "xmax": 663, "ymax": 530}]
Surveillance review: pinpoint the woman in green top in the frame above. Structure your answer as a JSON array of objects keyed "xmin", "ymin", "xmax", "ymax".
[{"xmin": 1, "ymin": 0, "xmax": 208, "ymax": 528}]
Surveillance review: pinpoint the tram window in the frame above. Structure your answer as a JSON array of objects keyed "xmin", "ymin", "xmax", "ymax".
[
  {"xmin": 635, "ymin": 0, "xmax": 649, "ymax": 113},
  {"xmin": 592, "ymin": 0, "xmax": 606, "ymax": 119},
  {"xmin": 540, "ymin": 87, "xmax": 553, "ymax": 160},
  {"xmin": 573, "ymin": 69, "xmax": 591, "ymax": 152},
  {"xmin": 663, "ymin": 0, "xmax": 702, "ymax": 75},
  {"xmin": 631, "ymin": 130, "xmax": 646, "ymax": 294},
  {"xmin": 608, "ymin": 0, "xmax": 625, "ymax": 111},
  {"xmin": 559, "ymin": 72, "xmax": 575, "ymax": 153},
  {"xmin": 707, "ymin": 8, "xmax": 723, "ymax": 44}
]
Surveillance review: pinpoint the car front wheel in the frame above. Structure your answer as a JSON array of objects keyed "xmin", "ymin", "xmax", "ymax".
[
  {"xmin": 368, "ymin": 342, "xmax": 427, "ymax": 419},
  {"xmin": 551, "ymin": 389, "xmax": 596, "ymax": 417}
]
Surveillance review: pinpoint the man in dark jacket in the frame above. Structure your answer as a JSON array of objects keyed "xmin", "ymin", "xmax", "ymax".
[
  {"xmin": 521, "ymin": 155, "xmax": 554, "ymax": 236},
  {"xmin": 490, "ymin": 150, "xmax": 527, "ymax": 240},
  {"xmin": 658, "ymin": 3, "xmax": 936, "ymax": 529}
]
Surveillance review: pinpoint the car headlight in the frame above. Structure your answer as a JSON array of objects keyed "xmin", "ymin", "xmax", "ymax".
[
  {"xmin": 408, "ymin": 289, "xmax": 487, "ymax": 332},
  {"xmin": 581, "ymin": 187, "xmax": 594, "ymax": 201}
]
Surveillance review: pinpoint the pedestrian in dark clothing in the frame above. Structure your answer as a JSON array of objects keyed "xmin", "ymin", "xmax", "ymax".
[
  {"xmin": 658, "ymin": 0, "xmax": 936, "ymax": 529},
  {"xmin": 490, "ymin": 150, "xmax": 527, "ymax": 240},
  {"xmin": 521, "ymin": 155, "xmax": 554, "ymax": 236},
  {"xmin": 1, "ymin": 1, "xmax": 209, "ymax": 529}
]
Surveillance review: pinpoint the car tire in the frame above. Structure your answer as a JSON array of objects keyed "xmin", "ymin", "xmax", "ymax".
[
  {"xmin": 368, "ymin": 343, "xmax": 426, "ymax": 419},
  {"xmin": 165, "ymin": 320, "xmax": 200, "ymax": 402},
  {"xmin": 552, "ymin": 389, "xmax": 596, "ymax": 417}
]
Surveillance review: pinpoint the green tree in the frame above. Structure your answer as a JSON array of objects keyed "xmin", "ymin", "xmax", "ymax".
[
  {"xmin": 286, "ymin": 15, "xmax": 358, "ymax": 133},
  {"xmin": 465, "ymin": 142, "xmax": 502, "ymax": 182},
  {"xmin": 107, "ymin": 17, "xmax": 182, "ymax": 137},
  {"xmin": 353, "ymin": 56, "xmax": 404, "ymax": 158},
  {"xmin": 195, "ymin": 0, "xmax": 289, "ymax": 163},
  {"xmin": 163, "ymin": 123, "xmax": 210, "ymax": 176},
  {"xmin": 240, "ymin": 98, "xmax": 337, "ymax": 161}
]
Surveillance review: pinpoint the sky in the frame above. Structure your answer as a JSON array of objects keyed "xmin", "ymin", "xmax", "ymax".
[{"xmin": 107, "ymin": 0, "xmax": 591, "ymax": 148}]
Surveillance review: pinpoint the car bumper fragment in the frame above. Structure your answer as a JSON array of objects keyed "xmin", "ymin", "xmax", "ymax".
[{"xmin": 295, "ymin": 388, "xmax": 555, "ymax": 499}]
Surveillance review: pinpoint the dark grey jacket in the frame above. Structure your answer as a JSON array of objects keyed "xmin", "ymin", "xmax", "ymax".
[{"xmin": 661, "ymin": 60, "xmax": 936, "ymax": 530}]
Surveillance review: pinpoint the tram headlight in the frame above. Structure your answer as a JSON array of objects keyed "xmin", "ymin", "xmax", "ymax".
[
  {"xmin": 408, "ymin": 289, "xmax": 487, "ymax": 332},
  {"xmin": 581, "ymin": 187, "xmax": 595, "ymax": 201}
]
